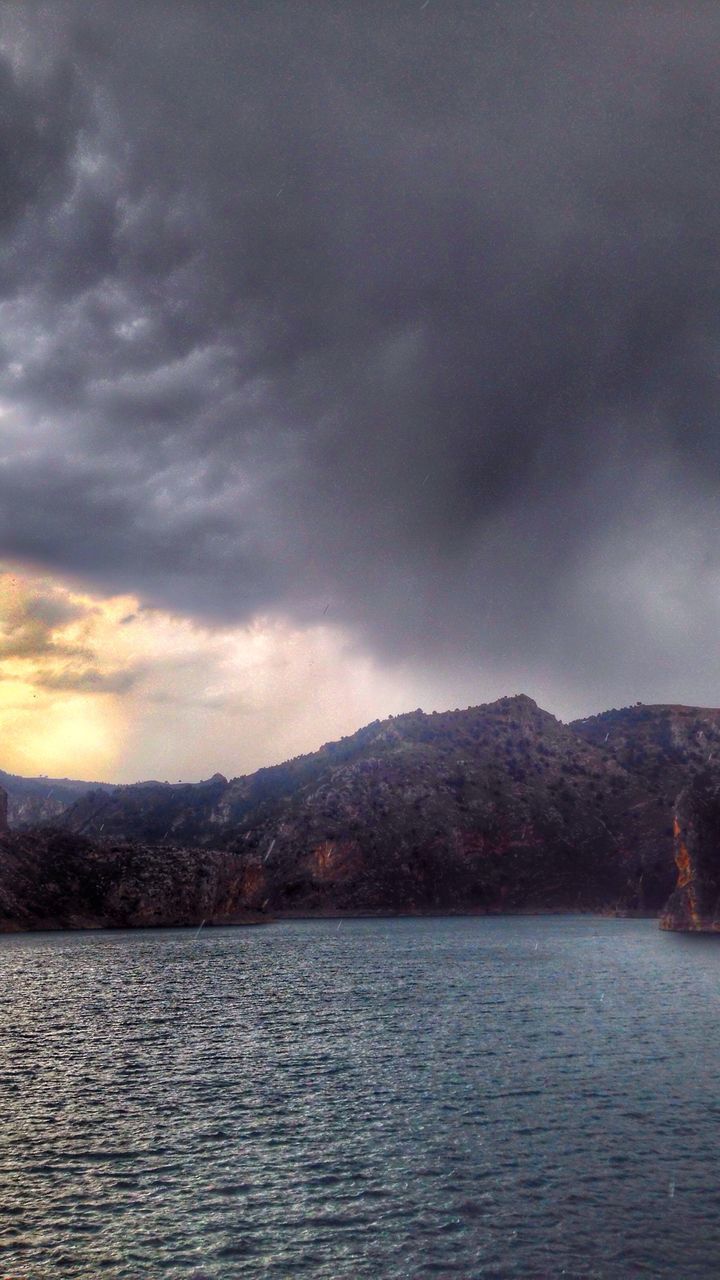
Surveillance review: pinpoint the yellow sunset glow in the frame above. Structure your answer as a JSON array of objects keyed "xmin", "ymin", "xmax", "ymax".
[{"xmin": 0, "ymin": 563, "xmax": 441, "ymax": 783}]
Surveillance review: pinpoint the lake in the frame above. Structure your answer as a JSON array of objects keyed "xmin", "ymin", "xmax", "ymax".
[{"xmin": 1, "ymin": 916, "xmax": 719, "ymax": 1278}]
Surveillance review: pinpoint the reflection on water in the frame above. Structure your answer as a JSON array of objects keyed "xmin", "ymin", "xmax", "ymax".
[{"xmin": 1, "ymin": 916, "xmax": 720, "ymax": 1277}]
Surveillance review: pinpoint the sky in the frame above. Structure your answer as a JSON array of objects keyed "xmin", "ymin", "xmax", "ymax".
[{"xmin": 1, "ymin": 1, "xmax": 720, "ymax": 782}]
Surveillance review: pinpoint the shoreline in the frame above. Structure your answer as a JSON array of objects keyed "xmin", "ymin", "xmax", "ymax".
[{"xmin": 0, "ymin": 906, "xmax": 661, "ymax": 937}]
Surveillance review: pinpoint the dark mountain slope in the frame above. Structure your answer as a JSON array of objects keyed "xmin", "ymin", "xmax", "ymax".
[
  {"xmin": 0, "ymin": 827, "xmax": 262, "ymax": 932},
  {"xmin": 53, "ymin": 695, "xmax": 681, "ymax": 916},
  {"xmin": 58, "ymin": 773, "xmax": 229, "ymax": 844},
  {"xmin": 0, "ymin": 768, "xmax": 116, "ymax": 827},
  {"xmin": 4, "ymin": 695, "xmax": 719, "ymax": 929},
  {"xmin": 571, "ymin": 703, "xmax": 720, "ymax": 800}
]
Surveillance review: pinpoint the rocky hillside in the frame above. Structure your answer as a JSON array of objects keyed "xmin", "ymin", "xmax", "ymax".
[
  {"xmin": 58, "ymin": 772, "xmax": 229, "ymax": 843},
  {"xmin": 571, "ymin": 703, "xmax": 720, "ymax": 799},
  {"xmin": 0, "ymin": 767, "xmax": 115, "ymax": 827},
  {"xmin": 41, "ymin": 694, "xmax": 718, "ymax": 917},
  {"xmin": 0, "ymin": 827, "xmax": 263, "ymax": 931},
  {"xmin": 2, "ymin": 694, "xmax": 718, "ymax": 929}
]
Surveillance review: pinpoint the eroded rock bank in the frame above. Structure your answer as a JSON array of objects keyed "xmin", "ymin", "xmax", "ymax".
[
  {"xmin": 660, "ymin": 774, "xmax": 720, "ymax": 932},
  {"xmin": 0, "ymin": 828, "xmax": 265, "ymax": 932}
]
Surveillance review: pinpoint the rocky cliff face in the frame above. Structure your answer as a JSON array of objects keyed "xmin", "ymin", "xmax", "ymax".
[
  {"xmin": 660, "ymin": 774, "xmax": 720, "ymax": 932},
  {"xmin": 0, "ymin": 828, "xmax": 263, "ymax": 931}
]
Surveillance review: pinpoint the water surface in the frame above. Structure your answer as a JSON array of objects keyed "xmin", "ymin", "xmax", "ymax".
[{"xmin": 1, "ymin": 916, "xmax": 719, "ymax": 1277}]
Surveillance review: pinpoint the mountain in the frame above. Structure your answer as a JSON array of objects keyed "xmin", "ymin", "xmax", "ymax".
[
  {"xmin": 0, "ymin": 768, "xmax": 116, "ymax": 827},
  {"xmin": 32, "ymin": 696, "xmax": 708, "ymax": 914},
  {"xmin": 54, "ymin": 772, "xmax": 229, "ymax": 843},
  {"xmin": 2, "ymin": 694, "xmax": 717, "ymax": 930}
]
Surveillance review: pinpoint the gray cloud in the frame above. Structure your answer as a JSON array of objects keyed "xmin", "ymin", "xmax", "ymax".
[
  {"xmin": 31, "ymin": 665, "xmax": 143, "ymax": 694},
  {"xmin": 0, "ymin": 583, "xmax": 92, "ymax": 659},
  {"xmin": 2, "ymin": 1, "xmax": 720, "ymax": 714}
]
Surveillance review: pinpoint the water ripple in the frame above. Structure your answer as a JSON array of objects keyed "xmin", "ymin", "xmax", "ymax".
[{"xmin": 2, "ymin": 916, "xmax": 720, "ymax": 1276}]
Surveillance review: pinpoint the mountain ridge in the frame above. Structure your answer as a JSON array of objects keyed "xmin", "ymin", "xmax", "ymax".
[
  {"xmin": 2, "ymin": 694, "xmax": 719, "ymax": 930},
  {"xmin": 5, "ymin": 694, "xmax": 717, "ymax": 819}
]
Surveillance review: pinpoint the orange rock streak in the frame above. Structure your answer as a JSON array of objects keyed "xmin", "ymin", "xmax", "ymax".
[{"xmin": 673, "ymin": 815, "xmax": 702, "ymax": 929}]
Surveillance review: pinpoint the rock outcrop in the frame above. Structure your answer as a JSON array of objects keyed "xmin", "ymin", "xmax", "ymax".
[
  {"xmin": 0, "ymin": 828, "xmax": 264, "ymax": 932},
  {"xmin": 660, "ymin": 773, "xmax": 720, "ymax": 932}
]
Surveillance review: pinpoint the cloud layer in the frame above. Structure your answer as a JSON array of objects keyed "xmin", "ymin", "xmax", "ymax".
[
  {"xmin": 0, "ymin": 566, "xmax": 479, "ymax": 781},
  {"xmin": 2, "ymin": 1, "xmax": 720, "ymax": 723}
]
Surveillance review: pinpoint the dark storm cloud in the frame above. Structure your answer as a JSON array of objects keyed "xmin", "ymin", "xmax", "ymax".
[{"xmin": 2, "ymin": 0, "xmax": 720, "ymax": 708}]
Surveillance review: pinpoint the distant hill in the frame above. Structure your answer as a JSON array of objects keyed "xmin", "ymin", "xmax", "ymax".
[
  {"xmin": 0, "ymin": 768, "xmax": 116, "ymax": 827},
  {"xmin": 3, "ymin": 694, "xmax": 719, "ymax": 930}
]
